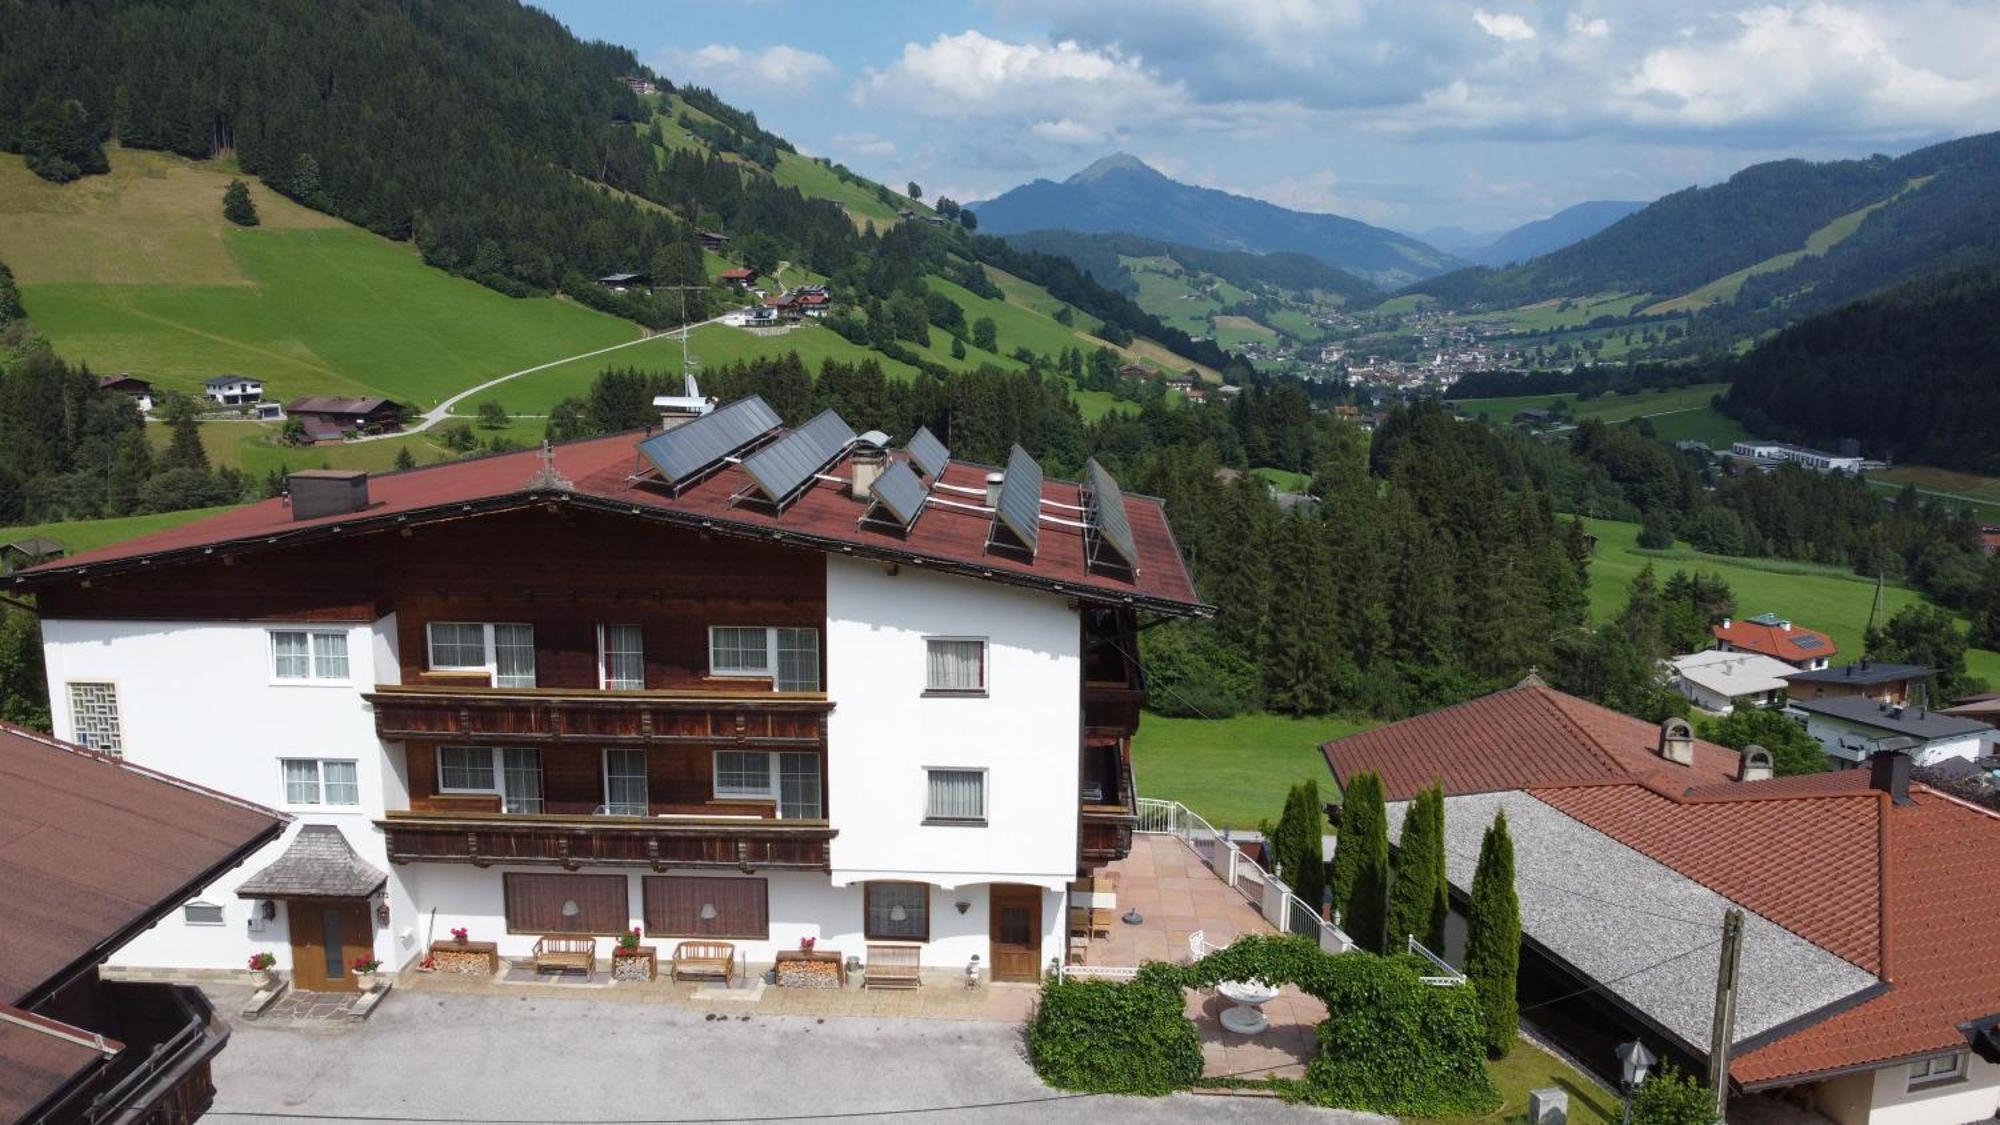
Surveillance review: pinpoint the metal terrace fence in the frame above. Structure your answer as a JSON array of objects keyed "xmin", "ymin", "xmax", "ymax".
[
  {"xmin": 1406, "ymin": 935, "xmax": 1469, "ymax": 986},
  {"xmin": 1136, "ymin": 797, "xmax": 1355, "ymax": 956}
]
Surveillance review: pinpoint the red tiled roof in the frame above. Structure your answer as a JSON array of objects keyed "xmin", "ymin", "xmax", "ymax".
[
  {"xmin": 719, "ymin": 268, "xmax": 756, "ymax": 279},
  {"xmin": 0, "ymin": 723, "xmax": 286, "ymax": 1006},
  {"xmin": 13, "ymin": 430, "xmax": 1206, "ymax": 615},
  {"xmin": 1320, "ymin": 683, "xmax": 1740, "ymax": 801},
  {"xmin": 1713, "ymin": 619, "xmax": 1836, "ymax": 664},
  {"xmin": 1729, "ymin": 787, "xmax": 2000, "ymax": 1085}
]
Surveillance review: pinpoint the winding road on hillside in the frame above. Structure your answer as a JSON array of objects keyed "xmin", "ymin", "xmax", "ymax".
[{"xmin": 353, "ymin": 314, "xmax": 723, "ymax": 441}]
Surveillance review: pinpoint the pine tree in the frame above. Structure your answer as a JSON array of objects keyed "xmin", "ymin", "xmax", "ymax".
[
  {"xmin": 1267, "ymin": 780, "xmax": 1326, "ymax": 914},
  {"xmin": 1331, "ymin": 771, "xmax": 1389, "ymax": 953},
  {"xmin": 393, "ymin": 447, "xmax": 417, "ymax": 471},
  {"xmin": 1387, "ymin": 783, "xmax": 1449, "ymax": 952},
  {"xmin": 222, "ymin": 179, "xmax": 260, "ymax": 226},
  {"xmin": 950, "ymin": 335, "xmax": 966, "ymax": 361},
  {"xmin": 1465, "ymin": 810, "xmax": 1520, "ymax": 1058},
  {"xmin": 158, "ymin": 394, "xmax": 210, "ymax": 473}
]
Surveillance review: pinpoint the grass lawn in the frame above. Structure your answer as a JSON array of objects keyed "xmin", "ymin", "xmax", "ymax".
[
  {"xmin": 1415, "ymin": 1041, "xmax": 1619, "ymax": 1125},
  {"xmin": 770, "ymin": 150, "xmax": 910, "ymax": 228},
  {"xmin": 1252, "ymin": 467, "xmax": 1313, "ymax": 492},
  {"xmin": 1454, "ymin": 293, "xmax": 1647, "ymax": 333},
  {"xmin": 1582, "ymin": 516, "xmax": 2000, "ymax": 686},
  {"xmin": 1452, "ymin": 384, "xmax": 1730, "ymax": 428},
  {"xmin": 1131, "ymin": 711, "xmax": 1374, "ymax": 829},
  {"xmin": 0, "ymin": 505, "xmax": 239, "ymax": 556},
  {"xmin": 1866, "ymin": 465, "xmax": 2000, "ymax": 524}
]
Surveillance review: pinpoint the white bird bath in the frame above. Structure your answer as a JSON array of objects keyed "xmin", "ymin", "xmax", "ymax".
[{"xmin": 1216, "ymin": 980, "xmax": 1279, "ymax": 1035}]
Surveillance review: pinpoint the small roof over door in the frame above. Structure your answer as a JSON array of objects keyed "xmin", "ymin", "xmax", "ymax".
[{"xmin": 237, "ymin": 825, "xmax": 387, "ymax": 899}]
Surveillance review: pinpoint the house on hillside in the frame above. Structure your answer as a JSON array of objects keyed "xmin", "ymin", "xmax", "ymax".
[
  {"xmin": 1784, "ymin": 661, "xmax": 1933, "ymax": 708},
  {"xmin": 99, "ymin": 373, "xmax": 155, "ymax": 413},
  {"xmin": 599, "ymin": 271, "xmax": 651, "ymax": 293},
  {"xmin": 1728, "ymin": 440, "xmax": 1863, "ymax": 474},
  {"xmin": 0, "ymin": 722, "xmax": 284, "ymax": 1124},
  {"xmin": 719, "ymin": 267, "xmax": 758, "ymax": 289},
  {"xmin": 1117, "ymin": 363, "xmax": 1148, "ymax": 380},
  {"xmin": 1714, "ymin": 612, "xmax": 1836, "ymax": 671},
  {"xmin": 1792, "ymin": 695, "xmax": 1991, "ymax": 768},
  {"xmin": 10, "ymin": 404, "xmax": 1202, "ymax": 990},
  {"xmin": 621, "ymin": 77, "xmax": 656, "ymax": 95},
  {"xmin": 1667, "ymin": 649, "xmax": 1796, "ymax": 713},
  {"xmin": 284, "ymin": 396, "xmax": 404, "ymax": 442},
  {"xmin": 1325, "ymin": 682, "xmax": 2000, "ymax": 1125},
  {"xmin": 0, "ymin": 536, "xmax": 65, "ymax": 573},
  {"xmin": 203, "ymin": 374, "xmax": 263, "ymax": 406},
  {"xmin": 698, "ymin": 230, "xmax": 729, "ymax": 252},
  {"xmin": 1513, "ymin": 407, "xmax": 1555, "ymax": 425}
]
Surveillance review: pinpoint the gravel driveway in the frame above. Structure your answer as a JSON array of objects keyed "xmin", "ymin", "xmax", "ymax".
[{"xmin": 205, "ymin": 991, "xmax": 1381, "ymax": 1124}]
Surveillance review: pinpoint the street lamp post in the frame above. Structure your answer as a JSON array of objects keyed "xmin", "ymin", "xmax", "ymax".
[{"xmin": 1616, "ymin": 1040, "xmax": 1657, "ymax": 1125}]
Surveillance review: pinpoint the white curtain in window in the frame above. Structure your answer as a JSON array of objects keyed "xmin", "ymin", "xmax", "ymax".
[
  {"xmin": 493, "ymin": 624, "xmax": 536, "ymax": 688},
  {"xmin": 428, "ymin": 623, "xmax": 486, "ymax": 668},
  {"xmin": 714, "ymin": 751, "xmax": 770, "ymax": 797},
  {"xmin": 601, "ymin": 625, "xmax": 644, "ymax": 690},
  {"xmin": 710, "ymin": 627, "xmax": 769, "ymax": 674},
  {"xmin": 778, "ymin": 753, "xmax": 821, "ymax": 819},
  {"xmin": 273, "ymin": 632, "xmax": 311, "ymax": 679},
  {"xmin": 604, "ymin": 749, "xmax": 648, "ymax": 815},
  {"xmin": 283, "ymin": 759, "xmax": 320, "ymax": 804},
  {"xmin": 925, "ymin": 640, "xmax": 985, "ymax": 692},
  {"xmin": 501, "ymin": 747, "xmax": 542, "ymax": 813},
  {"xmin": 775, "ymin": 628, "xmax": 819, "ymax": 692},
  {"xmin": 322, "ymin": 760, "xmax": 360, "ymax": 806},
  {"xmin": 927, "ymin": 769, "xmax": 985, "ymax": 821},
  {"xmin": 312, "ymin": 633, "xmax": 349, "ymax": 680}
]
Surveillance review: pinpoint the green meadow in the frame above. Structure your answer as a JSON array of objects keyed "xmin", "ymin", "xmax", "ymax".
[
  {"xmin": 0, "ymin": 506, "xmax": 240, "ymax": 556},
  {"xmin": 1130, "ymin": 711, "xmax": 1375, "ymax": 829}
]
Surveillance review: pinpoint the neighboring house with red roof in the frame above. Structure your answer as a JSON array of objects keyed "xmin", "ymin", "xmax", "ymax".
[
  {"xmin": 1328, "ymin": 683, "xmax": 2000, "ymax": 1124},
  {"xmin": 0, "ymin": 722, "xmax": 285, "ymax": 1124},
  {"xmin": 1714, "ymin": 612, "xmax": 1837, "ymax": 670},
  {"xmin": 10, "ymin": 401, "xmax": 1204, "ymax": 990},
  {"xmin": 719, "ymin": 266, "xmax": 758, "ymax": 288}
]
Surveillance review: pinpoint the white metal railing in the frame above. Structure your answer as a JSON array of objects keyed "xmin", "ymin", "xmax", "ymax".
[
  {"xmin": 1136, "ymin": 797, "xmax": 1355, "ymax": 956},
  {"xmin": 1055, "ymin": 964, "xmax": 1142, "ymax": 982},
  {"xmin": 1405, "ymin": 935, "xmax": 1468, "ymax": 986}
]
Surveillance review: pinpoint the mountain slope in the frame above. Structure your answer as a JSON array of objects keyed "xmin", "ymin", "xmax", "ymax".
[
  {"xmin": 1409, "ymin": 132, "xmax": 2000, "ymax": 341},
  {"xmin": 968, "ymin": 154, "xmax": 1459, "ymax": 287},
  {"xmin": 999, "ymin": 230, "xmax": 1378, "ymax": 301},
  {"xmin": 1457, "ymin": 201, "xmax": 1646, "ymax": 267}
]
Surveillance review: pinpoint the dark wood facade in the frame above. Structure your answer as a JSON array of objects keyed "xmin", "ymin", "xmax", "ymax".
[
  {"xmin": 1078, "ymin": 608, "xmax": 1142, "ymax": 871},
  {"xmin": 380, "ymin": 811, "xmax": 836, "ymax": 871}
]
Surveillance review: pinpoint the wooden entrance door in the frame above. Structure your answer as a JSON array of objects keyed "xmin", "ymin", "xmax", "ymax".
[
  {"xmin": 287, "ymin": 899, "xmax": 374, "ymax": 992},
  {"xmin": 989, "ymin": 884, "xmax": 1043, "ymax": 983}
]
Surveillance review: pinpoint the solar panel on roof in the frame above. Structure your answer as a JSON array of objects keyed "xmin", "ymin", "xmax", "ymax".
[
  {"xmin": 906, "ymin": 426, "xmax": 950, "ymax": 478},
  {"xmin": 638, "ymin": 396, "xmax": 781, "ymax": 488},
  {"xmin": 866, "ymin": 460, "xmax": 930, "ymax": 531},
  {"xmin": 1084, "ymin": 458, "xmax": 1139, "ymax": 572},
  {"xmin": 1792, "ymin": 636, "xmax": 1826, "ymax": 650},
  {"xmin": 993, "ymin": 445, "xmax": 1043, "ymax": 557},
  {"xmin": 742, "ymin": 409, "xmax": 856, "ymax": 507}
]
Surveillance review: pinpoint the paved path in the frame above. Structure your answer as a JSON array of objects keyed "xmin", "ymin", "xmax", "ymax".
[
  {"xmin": 357, "ymin": 316, "xmax": 720, "ymax": 440},
  {"xmin": 206, "ymin": 991, "xmax": 1378, "ymax": 1123}
]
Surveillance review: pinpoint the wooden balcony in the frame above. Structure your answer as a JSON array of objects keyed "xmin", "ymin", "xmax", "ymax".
[
  {"xmin": 378, "ymin": 809, "xmax": 836, "ymax": 872},
  {"xmin": 33, "ymin": 982, "xmax": 227, "ymax": 1124},
  {"xmin": 1079, "ymin": 741, "xmax": 1139, "ymax": 871},
  {"xmin": 365, "ymin": 684, "xmax": 831, "ymax": 747},
  {"xmin": 1083, "ymin": 680, "xmax": 1144, "ymax": 737}
]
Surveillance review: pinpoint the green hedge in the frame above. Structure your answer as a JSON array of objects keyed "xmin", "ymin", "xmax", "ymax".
[
  {"xmin": 1029, "ymin": 934, "xmax": 1500, "ymax": 1116},
  {"xmin": 1027, "ymin": 962, "xmax": 1203, "ymax": 1095}
]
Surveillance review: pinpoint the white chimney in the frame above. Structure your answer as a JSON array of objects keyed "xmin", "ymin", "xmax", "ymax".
[
  {"xmin": 851, "ymin": 445, "xmax": 886, "ymax": 500},
  {"xmin": 1721, "ymin": 617, "xmax": 1732, "ymax": 629},
  {"xmin": 1738, "ymin": 744, "xmax": 1774, "ymax": 782},
  {"xmin": 1780, "ymin": 620, "xmax": 1792, "ymax": 632},
  {"xmin": 985, "ymin": 472, "xmax": 1004, "ymax": 508},
  {"xmin": 1658, "ymin": 718, "xmax": 1695, "ymax": 767}
]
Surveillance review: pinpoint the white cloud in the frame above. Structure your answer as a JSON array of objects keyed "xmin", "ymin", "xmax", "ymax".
[
  {"xmin": 661, "ymin": 43, "xmax": 837, "ymax": 92},
  {"xmin": 1029, "ymin": 119, "xmax": 1109, "ymax": 146},
  {"xmin": 832, "ymin": 131, "xmax": 897, "ymax": 157},
  {"xmin": 1472, "ymin": 9, "xmax": 1537, "ymax": 42},
  {"xmin": 856, "ymin": 31, "xmax": 1185, "ymax": 123},
  {"xmin": 1568, "ymin": 14, "xmax": 1612, "ymax": 38}
]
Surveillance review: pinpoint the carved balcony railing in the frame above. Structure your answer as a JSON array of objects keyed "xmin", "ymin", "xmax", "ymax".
[
  {"xmin": 365, "ymin": 684, "xmax": 831, "ymax": 748},
  {"xmin": 1078, "ymin": 755, "xmax": 1139, "ymax": 870},
  {"xmin": 378, "ymin": 809, "xmax": 836, "ymax": 872}
]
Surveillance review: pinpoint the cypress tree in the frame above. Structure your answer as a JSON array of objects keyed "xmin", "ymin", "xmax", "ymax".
[
  {"xmin": 1268, "ymin": 779, "xmax": 1326, "ymax": 914},
  {"xmin": 1333, "ymin": 771, "xmax": 1389, "ymax": 953},
  {"xmin": 1465, "ymin": 810, "xmax": 1520, "ymax": 1058},
  {"xmin": 1387, "ymin": 783, "xmax": 1448, "ymax": 952}
]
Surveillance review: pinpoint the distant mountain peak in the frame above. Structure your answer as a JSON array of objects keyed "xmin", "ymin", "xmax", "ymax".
[{"xmin": 1069, "ymin": 153, "xmax": 1159, "ymax": 183}]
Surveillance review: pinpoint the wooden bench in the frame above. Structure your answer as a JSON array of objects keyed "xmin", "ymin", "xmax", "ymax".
[
  {"xmin": 670, "ymin": 941, "xmax": 736, "ymax": 987},
  {"xmin": 863, "ymin": 944, "xmax": 922, "ymax": 989},
  {"xmin": 532, "ymin": 935, "xmax": 595, "ymax": 978}
]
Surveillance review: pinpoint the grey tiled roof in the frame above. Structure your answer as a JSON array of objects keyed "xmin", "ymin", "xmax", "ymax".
[
  {"xmin": 236, "ymin": 824, "xmax": 386, "ymax": 899},
  {"xmin": 1793, "ymin": 695, "xmax": 1991, "ymax": 738},
  {"xmin": 1388, "ymin": 792, "xmax": 1879, "ymax": 1055}
]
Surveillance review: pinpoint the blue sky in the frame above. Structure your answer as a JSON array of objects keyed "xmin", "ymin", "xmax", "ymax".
[{"xmin": 538, "ymin": 1, "xmax": 2000, "ymax": 235}]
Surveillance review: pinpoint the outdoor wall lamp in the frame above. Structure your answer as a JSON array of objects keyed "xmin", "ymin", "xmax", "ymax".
[
  {"xmin": 260, "ymin": 900, "xmax": 277, "ymax": 921},
  {"xmin": 1616, "ymin": 1040, "xmax": 1656, "ymax": 1125},
  {"xmin": 376, "ymin": 900, "xmax": 391, "ymax": 926},
  {"xmin": 955, "ymin": 900, "xmax": 971, "ymax": 914},
  {"xmin": 699, "ymin": 902, "xmax": 718, "ymax": 921}
]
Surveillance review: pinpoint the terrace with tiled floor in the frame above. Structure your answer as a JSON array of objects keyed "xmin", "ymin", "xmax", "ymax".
[{"xmin": 1077, "ymin": 833, "xmax": 1326, "ymax": 1080}]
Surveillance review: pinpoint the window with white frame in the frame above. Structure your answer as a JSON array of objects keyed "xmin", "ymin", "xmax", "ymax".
[
  {"xmin": 271, "ymin": 630, "xmax": 350, "ymax": 682},
  {"xmin": 182, "ymin": 900, "xmax": 226, "ymax": 926},
  {"xmin": 599, "ymin": 625, "xmax": 645, "ymax": 690},
  {"xmin": 603, "ymin": 748, "xmax": 649, "ymax": 816},
  {"xmin": 427, "ymin": 622, "xmax": 535, "ymax": 688},
  {"xmin": 437, "ymin": 746, "xmax": 543, "ymax": 813},
  {"xmin": 67, "ymin": 682, "xmax": 123, "ymax": 755},
  {"xmin": 711, "ymin": 750, "xmax": 822, "ymax": 818},
  {"xmin": 707, "ymin": 626, "xmax": 819, "ymax": 691},
  {"xmin": 925, "ymin": 768, "xmax": 987, "ymax": 824},
  {"xmin": 281, "ymin": 759, "xmax": 361, "ymax": 807},
  {"xmin": 1908, "ymin": 1052, "xmax": 1966, "ymax": 1091},
  {"xmin": 924, "ymin": 638, "xmax": 987, "ymax": 694}
]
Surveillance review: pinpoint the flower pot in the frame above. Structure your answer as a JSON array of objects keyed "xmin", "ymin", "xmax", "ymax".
[
  {"xmin": 249, "ymin": 969, "xmax": 274, "ymax": 991},
  {"xmin": 355, "ymin": 971, "xmax": 381, "ymax": 993}
]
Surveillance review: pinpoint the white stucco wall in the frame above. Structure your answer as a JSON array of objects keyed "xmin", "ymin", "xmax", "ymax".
[
  {"xmin": 1803, "ymin": 712, "xmax": 1983, "ymax": 768},
  {"xmin": 1808, "ymin": 1053, "xmax": 2000, "ymax": 1125},
  {"xmin": 399, "ymin": 867, "xmax": 1061, "ymax": 975},
  {"xmin": 822, "ymin": 557, "xmax": 1081, "ymax": 892},
  {"xmin": 40, "ymin": 615, "xmax": 401, "ymax": 972}
]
